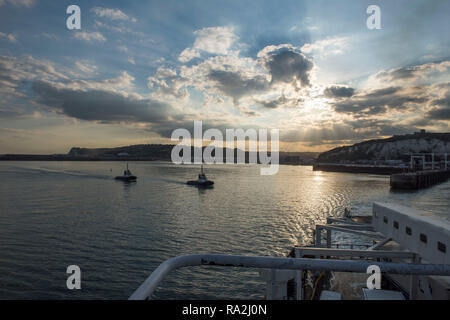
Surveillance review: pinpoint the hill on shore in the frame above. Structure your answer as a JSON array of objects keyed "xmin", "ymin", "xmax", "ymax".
[
  {"xmin": 68, "ymin": 145, "xmax": 318, "ymax": 164},
  {"xmin": 2, "ymin": 133, "xmax": 449, "ymax": 165},
  {"xmin": 1, "ymin": 144, "xmax": 318, "ymax": 164},
  {"xmin": 68, "ymin": 144, "xmax": 173, "ymax": 159},
  {"xmin": 317, "ymin": 132, "xmax": 450, "ymax": 163}
]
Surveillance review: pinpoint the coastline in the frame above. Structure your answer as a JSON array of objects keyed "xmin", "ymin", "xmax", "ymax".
[
  {"xmin": 0, "ymin": 154, "xmax": 315, "ymax": 166},
  {"xmin": 0, "ymin": 155, "xmax": 166, "ymax": 161}
]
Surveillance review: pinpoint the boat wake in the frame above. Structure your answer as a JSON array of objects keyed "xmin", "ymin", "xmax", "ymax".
[{"xmin": 10, "ymin": 166, "xmax": 111, "ymax": 180}]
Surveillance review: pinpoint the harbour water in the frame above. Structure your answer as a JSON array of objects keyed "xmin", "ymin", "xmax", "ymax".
[{"xmin": 0, "ymin": 161, "xmax": 449, "ymax": 299}]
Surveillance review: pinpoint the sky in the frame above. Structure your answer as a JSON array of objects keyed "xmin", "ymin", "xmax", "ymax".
[{"xmin": 0, "ymin": 0, "xmax": 449, "ymax": 154}]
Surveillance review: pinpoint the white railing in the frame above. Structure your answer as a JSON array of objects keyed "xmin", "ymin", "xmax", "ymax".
[{"xmin": 128, "ymin": 253, "xmax": 450, "ymax": 300}]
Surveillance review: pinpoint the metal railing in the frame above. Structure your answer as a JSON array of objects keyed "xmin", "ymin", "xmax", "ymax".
[
  {"xmin": 294, "ymin": 247, "xmax": 415, "ymax": 259},
  {"xmin": 129, "ymin": 253, "xmax": 450, "ymax": 300}
]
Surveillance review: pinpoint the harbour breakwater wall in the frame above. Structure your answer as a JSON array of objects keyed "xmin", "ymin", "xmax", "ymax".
[
  {"xmin": 390, "ymin": 170, "xmax": 450, "ymax": 190},
  {"xmin": 312, "ymin": 164, "xmax": 404, "ymax": 175}
]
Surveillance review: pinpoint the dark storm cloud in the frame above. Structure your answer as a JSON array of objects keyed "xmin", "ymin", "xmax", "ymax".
[
  {"xmin": 31, "ymin": 80, "xmax": 249, "ymax": 140},
  {"xmin": 333, "ymin": 102, "xmax": 387, "ymax": 116},
  {"xmin": 264, "ymin": 49, "xmax": 313, "ymax": 87},
  {"xmin": 205, "ymin": 47, "xmax": 313, "ymax": 104},
  {"xmin": 31, "ymin": 80, "xmax": 172, "ymax": 123},
  {"xmin": 426, "ymin": 108, "xmax": 450, "ymax": 120},
  {"xmin": 208, "ymin": 69, "xmax": 270, "ymax": 103},
  {"xmin": 426, "ymin": 89, "xmax": 450, "ymax": 120},
  {"xmin": 324, "ymin": 85, "xmax": 355, "ymax": 98},
  {"xmin": 256, "ymin": 94, "xmax": 288, "ymax": 109},
  {"xmin": 331, "ymin": 86, "xmax": 428, "ymax": 116}
]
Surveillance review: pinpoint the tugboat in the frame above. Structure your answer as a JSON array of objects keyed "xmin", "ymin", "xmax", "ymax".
[
  {"xmin": 115, "ymin": 163, "xmax": 137, "ymax": 182},
  {"xmin": 187, "ymin": 164, "xmax": 214, "ymax": 187}
]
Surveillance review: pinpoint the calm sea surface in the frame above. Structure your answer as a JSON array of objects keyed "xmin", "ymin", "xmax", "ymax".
[{"xmin": 0, "ymin": 161, "xmax": 449, "ymax": 299}]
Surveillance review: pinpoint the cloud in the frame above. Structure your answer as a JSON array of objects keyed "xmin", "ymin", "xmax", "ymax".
[
  {"xmin": 147, "ymin": 119, "xmax": 258, "ymax": 140},
  {"xmin": 178, "ymin": 48, "xmax": 201, "ymax": 63},
  {"xmin": 0, "ymin": 109, "xmax": 25, "ymax": 118},
  {"xmin": 148, "ymin": 67, "xmax": 188, "ymax": 99},
  {"xmin": 344, "ymin": 119, "xmax": 417, "ymax": 137},
  {"xmin": 331, "ymin": 86, "xmax": 428, "ymax": 116},
  {"xmin": 153, "ymin": 52, "xmax": 267, "ymax": 104},
  {"xmin": 74, "ymin": 61, "xmax": 97, "ymax": 75},
  {"xmin": 117, "ymin": 45, "xmax": 129, "ymax": 53},
  {"xmin": 280, "ymin": 118, "xmax": 418, "ymax": 144},
  {"xmin": 46, "ymin": 71, "xmax": 136, "ymax": 94},
  {"xmin": 0, "ymin": 0, "xmax": 34, "ymax": 7},
  {"xmin": 3, "ymin": 16, "xmax": 447, "ymax": 153},
  {"xmin": 301, "ymin": 36, "xmax": 349, "ymax": 56},
  {"xmin": 426, "ymin": 86, "xmax": 450, "ymax": 120},
  {"xmin": 41, "ymin": 33, "xmax": 58, "ymax": 40},
  {"xmin": 324, "ymin": 85, "xmax": 355, "ymax": 98},
  {"xmin": 255, "ymin": 94, "xmax": 288, "ymax": 109},
  {"xmin": 0, "ymin": 55, "xmax": 136, "ymax": 108},
  {"xmin": 0, "ymin": 55, "xmax": 85, "ymax": 119},
  {"xmin": 372, "ymin": 60, "xmax": 450, "ymax": 83},
  {"xmin": 0, "ymin": 32, "xmax": 17, "ymax": 43},
  {"xmin": 244, "ymin": 111, "xmax": 258, "ymax": 117},
  {"xmin": 94, "ymin": 20, "xmax": 145, "ymax": 38},
  {"xmin": 91, "ymin": 7, "xmax": 136, "ymax": 22},
  {"xmin": 155, "ymin": 43, "xmax": 314, "ymax": 108},
  {"xmin": 0, "ymin": 54, "xmax": 200, "ymax": 138},
  {"xmin": 0, "ymin": 55, "xmax": 70, "ymax": 98},
  {"xmin": 207, "ymin": 69, "xmax": 270, "ymax": 104},
  {"xmin": 31, "ymin": 80, "xmax": 172, "ymax": 124},
  {"xmin": 258, "ymin": 45, "xmax": 313, "ymax": 87},
  {"xmin": 281, "ymin": 123, "xmax": 368, "ymax": 143},
  {"xmin": 178, "ymin": 26, "xmax": 239, "ymax": 62},
  {"xmin": 427, "ymin": 107, "xmax": 450, "ymax": 120},
  {"xmin": 74, "ymin": 31, "xmax": 106, "ymax": 42},
  {"xmin": 254, "ymin": 93, "xmax": 303, "ymax": 110}
]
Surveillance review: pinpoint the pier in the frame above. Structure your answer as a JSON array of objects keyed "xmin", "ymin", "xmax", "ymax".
[
  {"xmin": 390, "ymin": 169, "xmax": 450, "ymax": 190},
  {"xmin": 391, "ymin": 153, "xmax": 450, "ymax": 190},
  {"xmin": 312, "ymin": 163, "xmax": 403, "ymax": 175}
]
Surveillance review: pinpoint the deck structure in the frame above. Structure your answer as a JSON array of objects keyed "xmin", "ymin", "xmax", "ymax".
[{"xmin": 130, "ymin": 202, "xmax": 450, "ymax": 300}]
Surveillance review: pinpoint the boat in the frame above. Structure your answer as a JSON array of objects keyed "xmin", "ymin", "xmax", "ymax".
[
  {"xmin": 187, "ymin": 164, "xmax": 214, "ymax": 187},
  {"xmin": 115, "ymin": 163, "xmax": 137, "ymax": 182}
]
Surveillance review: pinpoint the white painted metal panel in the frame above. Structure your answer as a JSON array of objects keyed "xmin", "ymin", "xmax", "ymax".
[{"xmin": 372, "ymin": 202, "xmax": 450, "ymax": 264}]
